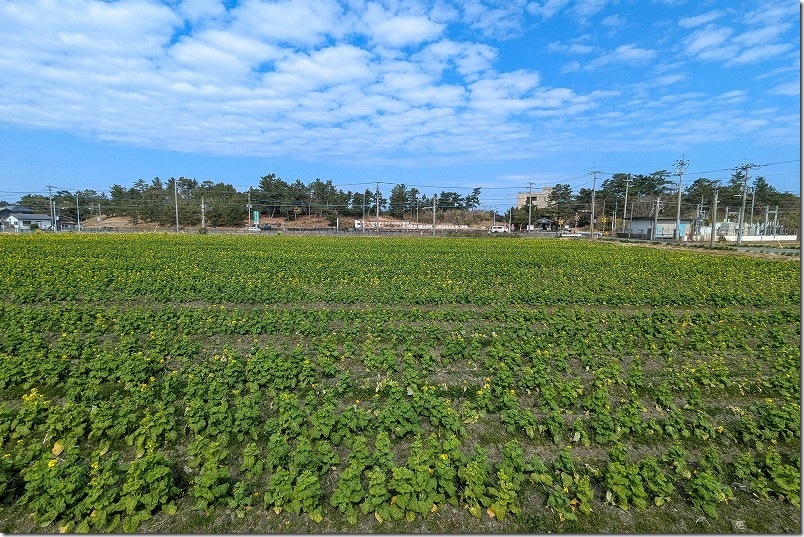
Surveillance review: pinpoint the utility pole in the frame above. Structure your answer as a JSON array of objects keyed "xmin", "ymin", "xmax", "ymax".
[
  {"xmin": 735, "ymin": 163, "xmax": 757, "ymax": 245},
  {"xmin": 527, "ymin": 181, "xmax": 533, "ymax": 232},
  {"xmin": 97, "ymin": 202, "xmax": 101, "ymax": 223},
  {"xmin": 589, "ymin": 170, "xmax": 599, "ymax": 238},
  {"xmin": 174, "ymin": 179, "xmax": 180, "ymax": 232},
  {"xmin": 247, "ymin": 191, "xmax": 252, "ymax": 227},
  {"xmin": 749, "ymin": 187, "xmax": 756, "ymax": 230},
  {"xmin": 772, "ymin": 206, "xmax": 779, "ymax": 237},
  {"xmin": 622, "ymin": 174, "xmax": 632, "ymax": 234},
  {"xmin": 201, "ymin": 197, "xmax": 206, "ymax": 229},
  {"xmin": 600, "ymin": 200, "xmax": 606, "ymax": 235},
  {"xmin": 432, "ymin": 194, "xmax": 436, "ymax": 237},
  {"xmin": 75, "ymin": 191, "xmax": 81, "ymax": 232},
  {"xmin": 709, "ymin": 190, "xmax": 718, "ymax": 247},
  {"xmin": 674, "ymin": 156, "xmax": 688, "ymax": 241},
  {"xmin": 47, "ymin": 184, "xmax": 55, "ymax": 230},
  {"xmin": 762, "ymin": 205, "xmax": 769, "ymax": 240},
  {"xmin": 375, "ymin": 182, "xmax": 380, "ymax": 234},
  {"xmin": 652, "ymin": 196, "xmax": 661, "ymax": 240},
  {"xmin": 628, "ymin": 201, "xmax": 634, "ymax": 239},
  {"xmin": 613, "ymin": 201, "xmax": 618, "ymax": 235}
]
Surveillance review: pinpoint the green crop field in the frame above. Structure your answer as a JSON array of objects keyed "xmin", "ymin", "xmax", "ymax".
[{"xmin": 0, "ymin": 234, "xmax": 799, "ymax": 533}]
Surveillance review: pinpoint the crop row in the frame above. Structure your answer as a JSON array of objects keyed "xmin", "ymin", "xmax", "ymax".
[{"xmin": 1, "ymin": 235, "xmax": 798, "ymax": 307}]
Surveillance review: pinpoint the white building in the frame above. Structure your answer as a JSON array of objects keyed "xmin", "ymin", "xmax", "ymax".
[
  {"xmin": 516, "ymin": 187, "xmax": 553, "ymax": 209},
  {"xmin": 5, "ymin": 213, "xmax": 52, "ymax": 231}
]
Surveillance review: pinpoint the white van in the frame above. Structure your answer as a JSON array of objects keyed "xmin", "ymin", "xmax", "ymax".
[{"xmin": 489, "ymin": 225, "xmax": 509, "ymax": 233}]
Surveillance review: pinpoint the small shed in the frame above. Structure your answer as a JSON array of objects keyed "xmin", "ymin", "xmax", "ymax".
[
  {"xmin": 626, "ymin": 217, "xmax": 695, "ymax": 240},
  {"xmin": 535, "ymin": 217, "xmax": 553, "ymax": 230}
]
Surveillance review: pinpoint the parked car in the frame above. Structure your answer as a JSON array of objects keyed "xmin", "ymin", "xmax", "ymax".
[
  {"xmin": 246, "ymin": 226, "xmax": 261, "ymax": 232},
  {"xmin": 489, "ymin": 225, "xmax": 509, "ymax": 233},
  {"xmin": 260, "ymin": 224, "xmax": 272, "ymax": 231}
]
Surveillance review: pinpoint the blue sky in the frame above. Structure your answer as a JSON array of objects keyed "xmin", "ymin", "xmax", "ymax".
[{"xmin": 0, "ymin": 0, "xmax": 799, "ymax": 210}]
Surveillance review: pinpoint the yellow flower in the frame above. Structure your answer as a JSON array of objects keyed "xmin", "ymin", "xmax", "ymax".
[{"xmin": 48, "ymin": 459, "xmax": 59, "ymax": 468}]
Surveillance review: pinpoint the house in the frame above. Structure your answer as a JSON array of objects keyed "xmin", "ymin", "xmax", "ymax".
[
  {"xmin": 0, "ymin": 205, "xmax": 34, "ymax": 219},
  {"xmin": 624, "ymin": 216, "xmax": 695, "ymax": 240},
  {"xmin": 5, "ymin": 213, "xmax": 52, "ymax": 231},
  {"xmin": 56, "ymin": 216, "xmax": 76, "ymax": 231}
]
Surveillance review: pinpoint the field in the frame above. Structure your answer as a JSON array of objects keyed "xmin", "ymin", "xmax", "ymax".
[{"xmin": 0, "ymin": 234, "xmax": 800, "ymax": 533}]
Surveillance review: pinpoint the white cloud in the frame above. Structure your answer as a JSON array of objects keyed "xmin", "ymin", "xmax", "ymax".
[
  {"xmin": 429, "ymin": 1, "xmax": 460, "ymax": 24},
  {"xmin": 470, "ymin": 70, "xmax": 540, "ymax": 100},
  {"xmin": 271, "ymin": 45, "xmax": 374, "ymax": 91},
  {"xmin": 413, "ymin": 39, "xmax": 497, "ymax": 80},
  {"xmin": 372, "ymin": 69, "xmax": 465, "ymax": 107},
  {"xmin": 586, "ymin": 44, "xmax": 657, "ymax": 70},
  {"xmin": 678, "ymin": 11, "xmax": 721, "ymax": 29},
  {"xmin": 729, "ymin": 43, "xmax": 793, "ymax": 65},
  {"xmin": 0, "ymin": 0, "xmax": 797, "ymax": 174},
  {"xmin": 454, "ymin": 43, "xmax": 498, "ymax": 78},
  {"xmin": 460, "ymin": 0, "xmax": 529, "ymax": 38},
  {"xmin": 356, "ymin": 3, "xmax": 446, "ymax": 48},
  {"xmin": 169, "ymin": 37, "xmax": 250, "ymax": 81},
  {"xmin": 651, "ymin": 74, "xmax": 686, "ymax": 87},
  {"xmin": 228, "ymin": 0, "xmax": 345, "ymax": 46},
  {"xmin": 568, "ymin": 0, "xmax": 609, "ymax": 21},
  {"xmin": 0, "ymin": 0, "xmax": 179, "ymax": 57},
  {"xmin": 682, "ymin": 24, "xmax": 736, "ymax": 60},
  {"xmin": 681, "ymin": 1, "xmax": 795, "ymax": 68},
  {"xmin": 526, "ymin": 0, "xmax": 571, "ymax": 20},
  {"xmin": 370, "ymin": 14, "xmax": 444, "ymax": 47},
  {"xmin": 548, "ymin": 41, "xmax": 595, "ymax": 55},
  {"xmin": 732, "ymin": 22, "xmax": 789, "ymax": 48},
  {"xmin": 713, "ymin": 90, "xmax": 747, "ymax": 104},
  {"xmin": 601, "ymin": 14, "xmax": 625, "ymax": 29},
  {"xmin": 178, "ymin": 0, "xmax": 227, "ymax": 22},
  {"xmin": 768, "ymin": 82, "xmax": 799, "ymax": 97},
  {"xmin": 466, "ymin": 70, "xmax": 589, "ymax": 118}
]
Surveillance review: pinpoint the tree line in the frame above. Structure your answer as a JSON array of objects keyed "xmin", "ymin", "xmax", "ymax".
[
  {"xmin": 5, "ymin": 175, "xmax": 484, "ymax": 229},
  {"xmin": 5, "ymin": 169, "xmax": 799, "ymax": 231},
  {"xmin": 508, "ymin": 169, "xmax": 800, "ymax": 232}
]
